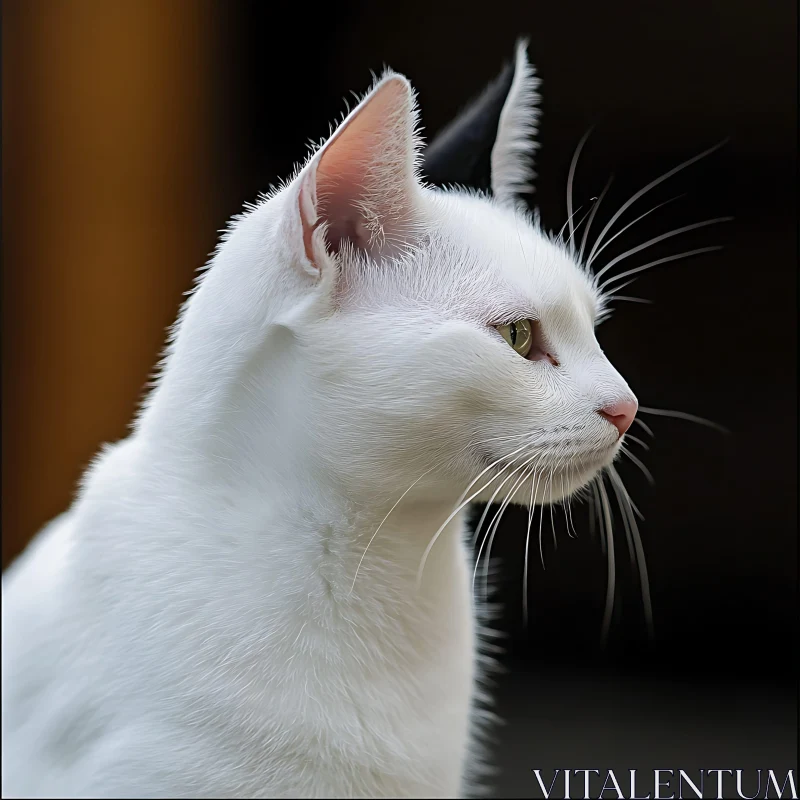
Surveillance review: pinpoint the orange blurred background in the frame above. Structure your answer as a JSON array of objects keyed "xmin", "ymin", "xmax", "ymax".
[{"xmin": 2, "ymin": 0, "xmax": 229, "ymax": 567}]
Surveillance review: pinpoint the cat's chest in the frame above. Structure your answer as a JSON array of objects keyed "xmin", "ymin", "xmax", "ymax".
[
  {"xmin": 158, "ymin": 539, "xmax": 477, "ymax": 795},
  {"xmin": 233, "ymin": 540, "xmax": 476, "ymax": 723}
]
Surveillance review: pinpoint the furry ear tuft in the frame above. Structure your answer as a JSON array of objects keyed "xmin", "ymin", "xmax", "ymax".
[
  {"xmin": 490, "ymin": 40, "xmax": 542, "ymax": 207},
  {"xmin": 296, "ymin": 73, "xmax": 422, "ymax": 273}
]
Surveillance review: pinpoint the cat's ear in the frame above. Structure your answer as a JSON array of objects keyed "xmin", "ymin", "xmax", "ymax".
[
  {"xmin": 490, "ymin": 40, "xmax": 541, "ymax": 207},
  {"xmin": 420, "ymin": 40, "xmax": 540, "ymax": 207},
  {"xmin": 421, "ymin": 59, "xmax": 516, "ymax": 192},
  {"xmin": 293, "ymin": 72, "xmax": 421, "ymax": 275}
]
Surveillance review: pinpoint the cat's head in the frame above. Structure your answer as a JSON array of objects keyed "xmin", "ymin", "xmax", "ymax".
[{"xmin": 159, "ymin": 43, "xmax": 637, "ymax": 510}]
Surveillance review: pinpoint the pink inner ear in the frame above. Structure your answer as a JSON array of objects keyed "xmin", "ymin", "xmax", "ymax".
[
  {"xmin": 299, "ymin": 76, "xmax": 416, "ymax": 265},
  {"xmin": 299, "ymin": 177, "xmax": 320, "ymax": 267}
]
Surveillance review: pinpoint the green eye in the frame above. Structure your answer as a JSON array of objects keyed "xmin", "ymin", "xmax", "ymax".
[{"xmin": 497, "ymin": 318, "xmax": 534, "ymax": 357}]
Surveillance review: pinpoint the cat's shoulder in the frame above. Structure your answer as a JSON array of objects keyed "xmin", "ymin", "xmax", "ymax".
[{"xmin": 3, "ymin": 509, "xmax": 75, "ymax": 609}]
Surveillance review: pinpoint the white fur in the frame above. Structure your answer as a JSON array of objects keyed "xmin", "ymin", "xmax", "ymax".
[
  {"xmin": 491, "ymin": 40, "xmax": 541, "ymax": 208},
  {"xmin": 2, "ymin": 54, "xmax": 635, "ymax": 799}
]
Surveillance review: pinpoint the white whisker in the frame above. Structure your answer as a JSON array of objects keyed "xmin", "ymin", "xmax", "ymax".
[
  {"xmin": 350, "ymin": 465, "xmax": 438, "ymax": 594},
  {"xmin": 522, "ymin": 463, "xmax": 545, "ymax": 628},
  {"xmin": 565, "ymin": 207, "xmax": 594, "ymax": 247},
  {"xmin": 620, "ymin": 445, "xmax": 656, "ymax": 486},
  {"xmin": 633, "ymin": 418, "xmax": 655, "ymax": 438},
  {"xmin": 586, "ymin": 139, "xmax": 728, "ymax": 266},
  {"xmin": 566, "ymin": 127, "xmax": 594, "ymax": 255},
  {"xmin": 578, "ymin": 175, "xmax": 614, "ymax": 266},
  {"xmin": 638, "ymin": 405, "xmax": 729, "ymax": 434},
  {"xmin": 589, "ymin": 481, "xmax": 603, "ymax": 551},
  {"xmin": 548, "ymin": 470, "xmax": 557, "ymax": 550},
  {"xmin": 609, "ymin": 466, "xmax": 655, "ymax": 640},
  {"xmin": 479, "ymin": 462, "xmax": 537, "ymax": 599},
  {"xmin": 624, "ymin": 434, "xmax": 650, "ymax": 451},
  {"xmin": 596, "ymin": 476, "xmax": 616, "ymax": 646},
  {"xmin": 601, "ymin": 277, "xmax": 638, "ymax": 295},
  {"xmin": 605, "ymin": 295, "xmax": 652, "ymax": 305},
  {"xmin": 417, "ymin": 445, "xmax": 529, "ymax": 588},
  {"xmin": 599, "ymin": 246, "xmax": 723, "ymax": 293},
  {"xmin": 586, "ymin": 193, "xmax": 685, "ymax": 268},
  {"xmin": 537, "ymin": 489, "xmax": 547, "ymax": 569},
  {"xmin": 560, "ymin": 473, "xmax": 577, "ymax": 539},
  {"xmin": 470, "ymin": 450, "xmax": 539, "ymax": 549},
  {"xmin": 593, "ymin": 217, "xmax": 732, "ymax": 285},
  {"xmin": 609, "ymin": 471, "xmax": 636, "ymax": 567},
  {"xmin": 565, "ymin": 489, "xmax": 578, "ymax": 538},
  {"xmin": 556, "ymin": 205, "xmax": 584, "ymax": 244}
]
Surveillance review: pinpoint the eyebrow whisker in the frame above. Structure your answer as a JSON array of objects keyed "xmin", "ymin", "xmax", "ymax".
[
  {"xmin": 585, "ymin": 139, "xmax": 728, "ymax": 267},
  {"xmin": 566, "ymin": 126, "xmax": 595, "ymax": 256}
]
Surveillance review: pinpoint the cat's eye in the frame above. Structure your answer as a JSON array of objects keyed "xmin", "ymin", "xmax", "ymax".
[{"xmin": 496, "ymin": 319, "xmax": 534, "ymax": 357}]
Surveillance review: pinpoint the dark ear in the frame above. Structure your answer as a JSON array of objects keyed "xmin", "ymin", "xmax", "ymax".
[
  {"xmin": 421, "ymin": 40, "xmax": 541, "ymax": 207},
  {"xmin": 294, "ymin": 72, "xmax": 421, "ymax": 274},
  {"xmin": 420, "ymin": 60, "xmax": 515, "ymax": 191}
]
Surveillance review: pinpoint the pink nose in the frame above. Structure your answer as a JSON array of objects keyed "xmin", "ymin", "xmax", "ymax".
[{"xmin": 597, "ymin": 399, "xmax": 638, "ymax": 437}]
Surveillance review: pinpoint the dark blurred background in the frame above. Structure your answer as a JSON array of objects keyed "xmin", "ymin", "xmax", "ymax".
[{"xmin": 3, "ymin": 1, "xmax": 796, "ymax": 796}]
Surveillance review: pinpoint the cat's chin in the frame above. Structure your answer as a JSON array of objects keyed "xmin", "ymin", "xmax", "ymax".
[{"xmin": 470, "ymin": 443, "xmax": 618, "ymax": 506}]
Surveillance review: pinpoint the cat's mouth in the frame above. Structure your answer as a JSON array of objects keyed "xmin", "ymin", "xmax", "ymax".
[
  {"xmin": 475, "ymin": 441, "xmax": 617, "ymax": 501},
  {"xmin": 478, "ymin": 439, "xmax": 614, "ymax": 471}
]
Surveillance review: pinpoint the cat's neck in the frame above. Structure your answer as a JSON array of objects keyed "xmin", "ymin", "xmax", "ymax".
[{"xmin": 96, "ymin": 431, "xmax": 467, "ymax": 612}]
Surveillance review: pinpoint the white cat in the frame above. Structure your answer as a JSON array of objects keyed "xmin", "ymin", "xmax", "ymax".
[{"xmin": 2, "ymin": 43, "xmax": 638, "ymax": 798}]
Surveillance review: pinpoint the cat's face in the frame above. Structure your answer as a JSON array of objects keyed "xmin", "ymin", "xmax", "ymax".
[
  {"xmin": 293, "ymin": 190, "xmax": 635, "ymax": 507},
  {"xmin": 199, "ymin": 44, "xmax": 636, "ymax": 510}
]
